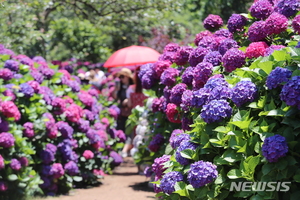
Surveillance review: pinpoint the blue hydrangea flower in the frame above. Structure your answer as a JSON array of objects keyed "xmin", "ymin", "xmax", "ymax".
[
  {"xmin": 40, "ymin": 149, "xmax": 55, "ymax": 164},
  {"xmin": 160, "ymin": 171, "xmax": 184, "ymax": 194},
  {"xmin": 4, "ymin": 60, "xmax": 19, "ymax": 71},
  {"xmin": 191, "ymin": 88, "xmax": 211, "ymax": 108},
  {"xmin": 218, "ymin": 39, "xmax": 239, "ymax": 55},
  {"xmin": 262, "ymin": 134, "xmax": 288, "ymax": 162},
  {"xmin": 231, "ymin": 81, "xmax": 258, "ymax": 107},
  {"xmin": 227, "ymin": 14, "xmax": 247, "ymax": 33},
  {"xmin": 180, "ymin": 90, "xmax": 193, "ymax": 111},
  {"xmin": 200, "ymin": 99, "xmax": 232, "ymax": 123},
  {"xmin": 274, "ymin": 0, "xmax": 300, "ymax": 18},
  {"xmin": 187, "ymin": 161, "xmax": 218, "ymax": 188},
  {"xmin": 175, "ymin": 140, "xmax": 198, "ymax": 165},
  {"xmin": 160, "ymin": 67, "xmax": 179, "ymax": 86},
  {"xmin": 209, "ymin": 86, "xmax": 232, "ymax": 101},
  {"xmin": 203, "ymin": 51, "xmax": 222, "ymax": 66},
  {"xmin": 204, "ymin": 77, "xmax": 228, "ymax": 89},
  {"xmin": 266, "ymin": 67, "xmax": 292, "ymax": 89},
  {"xmin": 170, "ymin": 83, "xmax": 187, "ymax": 106},
  {"xmin": 280, "ymin": 76, "xmax": 300, "ymax": 109},
  {"xmin": 250, "ymin": 0, "xmax": 273, "ymax": 20},
  {"xmin": 188, "ymin": 47, "xmax": 211, "ymax": 67},
  {"xmin": 138, "ymin": 63, "xmax": 154, "ymax": 80},
  {"xmin": 19, "ymin": 83, "xmax": 34, "ymax": 97}
]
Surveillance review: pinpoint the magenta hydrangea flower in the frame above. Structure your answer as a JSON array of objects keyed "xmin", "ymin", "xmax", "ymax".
[
  {"xmin": 170, "ymin": 83, "xmax": 187, "ymax": 106},
  {"xmin": 218, "ymin": 38, "xmax": 239, "ymax": 55},
  {"xmin": 194, "ymin": 30, "xmax": 212, "ymax": 46},
  {"xmin": 27, "ymin": 80, "xmax": 40, "ymax": 93},
  {"xmin": 153, "ymin": 60, "xmax": 172, "ymax": 79},
  {"xmin": 160, "ymin": 67, "xmax": 179, "ymax": 86},
  {"xmin": 222, "ymin": 48, "xmax": 246, "ymax": 72},
  {"xmin": 265, "ymin": 45, "xmax": 286, "ymax": 56},
  {"xmin": 231, "ymin": 81, "xmax": 258, "ymax": 107},
  {"xmin": 64, "ymin": 104, "xmax": 82, "ymax": 123},
  {"xmin": 83, "ymin": 150, "xmax": 94, "ymax": 160},
  {"xmin": 4, "ymin": 60, "xmax": 19, "ymax": 71},
  {"xmin": 0, "ymin": 155, "xmax": 4, "ymax": 170},
  {"xmin": 201, "ymin": 99, "xmax": 232, "ymax": 123},
  {"xmin": 245, "ymin": 41, "xmax": 269, "ymax": 58},
  {"xmin": 116, "ymin": 130, "xmax": 126, "ymax": 142},
  {"xmin": 262, "ymin": 134, "xmax": 288, "ymax": 162},
  {"xmin": 250, "ymin": 0, "xmax": 273, "ymax": 20},
  {"xmin": 203, "ymin": 51, "xmax": 222, "ymax": 66},
  {"xmin": 23, "ymin": 122, "xmax": 35, "ymax": 138},
  {"xmin": 173, "ymin": 46, "xmax": 194, "ymax": 66},
  {"xmin": 274, "ymin": 0, "xmax": 300, "ymax": 18},
  {"xmin": 78, "ymin": 91, "xmax": 95, "ymax": 107},
  {"xmin": 152, "ymin": 155, "xmax": 171, "ymax": 178},
  {"xmin": 175, "ymin": 140, "xmax": 198, "ymax": 165},
  {"xmin": 163, "ymin": 43, "xmax": 180, "ymax": 53},
  {"xmin": 0, "ymin": 101, "xmax": 21, "ymax": 121},
  {"xmin": 0, "ymin": 181, "xmax": 8, "ymax": 192},
  {"xmin": 192, "ymin": 62, "xmax": 213, "ymax": 90},
  {"xmin": 247, "ymin": 20, "xmax": 267, "ymax": 42},
  {"xmin": 0, "ymin": 68, "xmax": 13, "ymax": 81},
  {"xmin": 3, "ymin": 89, "xmax": 16, "ymax": 101},
  {"xmin": 265, "ymin": 12, "xmax": 288, "ymax": 36},
  {"xmin": 50, "ymin": 163, "xmax": 65, "ymax": 179},
  {"xmin": 148, "ymin": 133, "xmax": 164, "ymax": 152},
  {"xmin": 203, "ymin": 14, "xmax": 223, "ymax": 31},
  {"xmin": 187, "ymin": 161, "xmax": 218, "ymax": 188},
  {"xmin": 292, "ymin": 15, "xmax": 300, "ymax": 34},
  {"xmin": 266, "ymin": 67, "xmax": 292, "ymax": 89},
  {"xmin": 166, "ymin": 103, "xmax": 181, "ymax": 123},
  {"xmin": 280, "ymin": 76, "xmax": 300, "ymax": 109},
  {"xmin": 227, "ymin": 14, "xmax": 248, "ymax": 33},
  {"xmin": 10, "ymin": 158, "xmax": 21, "ymax": 171},
  {"xmin": 188, "ymin": 46, "xmax": 211, "ymax": 67}
]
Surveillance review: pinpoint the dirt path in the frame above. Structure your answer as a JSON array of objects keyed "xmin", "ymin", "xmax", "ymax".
[{"xmin": 53, "ymin": 157, "xmax": 155, "ymax": 200}]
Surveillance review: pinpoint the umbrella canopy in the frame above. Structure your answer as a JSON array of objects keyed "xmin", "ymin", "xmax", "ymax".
[{"xmin": 103, "ymin": 45, "xmax": 160, "ymax": 68}]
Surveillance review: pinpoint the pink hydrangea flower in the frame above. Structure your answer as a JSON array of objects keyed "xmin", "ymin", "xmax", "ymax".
[
  {"xmin": 246, "ymin": 42, "xmax": 269, "ymax": 58},
  {"xmin": 166, "ymin": 103, "xmax": 181, "ymax": 123},
  {"xmin": 83, "ymin": 150, "xmax": 94, "ymax": 160},
  {"xmin": 0, "ymin": 101, "xmax": 21, "ymax": 121}
]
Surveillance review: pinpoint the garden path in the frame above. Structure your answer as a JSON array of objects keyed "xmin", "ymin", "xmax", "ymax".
[{"xmin": 52, "ymin": 157, "xmax": 155, "ymax": 200}]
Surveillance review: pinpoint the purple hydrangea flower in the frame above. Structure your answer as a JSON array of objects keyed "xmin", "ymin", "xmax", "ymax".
[
  {"xmin": 203, "ymin": 51, "xmax": 222, "ymax": 66},
  {"xmin": 58, "ymin": 141, "xmax": 78, "ymax": 162},
  {"xmin": 0, "ymin": 118, "xmax": 9, "ymax": 133},
  {"xmin": 67, "ymin": 80, "xmax": 80, "ymax": 92},
  {"xmin": 46, "ymin": 143, "xmax": 57, "ymax": 154},
  {"xmin": 0, "ymin": 181, "xmax": 8, "ymax": 192},
  {"xmin": 203, "ymin": 14, "xmax": 223, "ymax": 31},
  {"xmin": 292, "ymin": 15, "xmax": 300, "ymax": 34},
  {"xmin": 191, "ymin": 88, "xmax": 211, "ymax": 108},
  {"xmin": 250, "ymin": 0, "xmax": 273, "ymax": 20},
  {"xmin": 83, "ymin": 109, "xmax": 95, "ymax": 121},
  {"xmin": 227, "ymin": 14, "xmax": 248, "ymax": 33},
  {"xmin": 64, "ymin": 161, "xmax": 79, "ymax": 176},
  {"xmin": 274, "ymin": 0, "xmax": 300, "ymax": 18},
  {"xmin": 231, "ymin": 81, "xmax": 258, "ymax": 107},
  {"xmin": 187, "ymin": 161, "xmax": 218, "ymax": 188},
  {"xmin": 194, "ymin": 30, "xmax": 213, "ymax": 46},
  {"xmin": 182, "ymin": 114, "xmax": 193, "ymax": 131},
  {"xmin": 163, "ymin": 43, "xmax": 180, "ymax": 53},
  {"xmin": 175, "ymin": 140, "xmax": 198, "ymax": 165},
  {"xmin": 78, "ymin": 118, "xmax": 90, "ymax": 133},
  {"xmin": 173, "ymin": 46, "xmax": 194, "ymax": 66},
  {"xmin": 10, "ymin": 158, "xmax": 21, "ymax": 171},
  {"xmin": 247, "ymin": 21, "xmax": 267, "ymax": 42},
  {"xmin": 109, "ymin": 151, "xmax": 123, "ymax": 166},
  {"xmin": 0, "ymin": 154, "xmax": 4, "ymax": 170},
  {"xmin": 218, "ymin": 38, "xmax": 239, "ymax": 55},
  {"xmin": 138, "ymin": 63, "xmax": 154, "ymax": 80},
  {"xmin": 50, "ymin": 163, "xmax": 65, "ymax": 179},
  {"xmin": 4, "ymin": 60, "xmax": 19, "ymax": 71},
  {"xmin": 170, "ymin": 83, "xmax": 187, "ymax": 106},
  {"xmin": 141, "ymin": 69, "xmax": 157, "ymax": 89},
  {"xmin": 144, "ymin": 166, "xmax": 153, "ymax": 178},
  {"xmin": 163, "ymin": 86, "xmax": 172, "ymax": 102},
  {"xmin": 0, "ymin": 68, "xmax": 13, "ymax": 80},
  {"xmin": 32, "ymin": 56, "xmax": 46, "ymax": 62},
  {"xmin": 41, "ymin": 165, "xmax": 52, "ymax": 176},
  {"xmin": 160, "ymin": 171, "xmax": 184, "ymax": 194},
  {"xmin": 280, "ymin": 76, "xmax": 300, "ymax": 109},
  {"xmin": 264, "ymin": 45, "xmax": 286, "ymax": 56},
  {"xmin": 39, "ymin": 65, "xmax": 55, "ymax": 79},
  {"xmin": 158, "ymin": 52, "xmax": 176, "ymax": 63},
  {"xmin": 198, "ymin": 36, "xmax": 223, "ymax": 51},
  {"xmin": 30, "ymin": 71, "xmax": 44, "ymax": 84},
  {"xmin": 0, "ymin": 132, "xmax": 15, "ymax": 148},
  {"xmin": 19, "ymin": 83, "xmax": 34, "ymax": 97},
  {"xmin": 153, "ymin": 60, "xmax": 172, "ymax": 79},
  {"xmin": 181, "ymin": 67, "xmax": 194, "ymax": 86},
  {"xmin": 152, "ymin": 155, "xmax": 171, "ymax": 178},
  {"xmin": 56, "ymin": 121, "xmax": 74, "ymax": 139},
  {"xmin": 18, "ymin": 157, "xmax": 29, "ymax": 167},
  {"xmin": 180, "ymin": 90, "xmax": 193, "ymax": 111},
  {"xmin": 3, "ymin": 89, "xmax": 16, "ymax": 101},
  {"xmin": 192, "ymin": 62, "xmax": 213, "ymax": 90},
  {"xmin": 148, "ymin": 133, "xmax": 164, "ymax": 152},
  {"xmin": 160, "ymin": 67, "xmax": 179, "ymax": 86},
  {"xmin": 23, "ymin": 122, "xmax": 35, "ymax": 138},
  {"xmin": 222, "ymin": 48, "xmax": 246, "ymax": 72},
  {"xmin": 188, "ymin": 47, "xmax": 211, "ymax": 67},
  {"xmin": 214, "ymin": 29, "xmax": 233, "ymax": 38},
  {"xmin": 0, "ymin": 48, "xmax": 15, "ymax": 57},
  {"xmin": 13, "ymin": 74, "xmax": 23, "ymax": 79},
  {"xmin": 201, "ymin": 99, "xmax": 232, "ymax": 123},
  {"xmin": 266, "ymin": 67, "xmax": 292, "ymax": 89},
  {"xmin": 20, "ymin": 57, "xmax": 34, "ymax": 67},
  {"xmin": 170, "ymin": 132, "xmax": 190, "ymax": 149},
  {"xmin": 209, "ymin": 86, "xmax": 232, "ymax": 101},
  {"xmin": 262, "ymin": 134, "xmax": 288, "ymax": 162},
  {"xmin": 265, "ymin": 12, "xmax": 288, "ymax": 36},
  {"xmin": 204, "ymin": 77, "xmax": 228, "ymax": 90},
  {"xmin": 40, "ymin": 149, "xmax": 55, "ymax": 164}
]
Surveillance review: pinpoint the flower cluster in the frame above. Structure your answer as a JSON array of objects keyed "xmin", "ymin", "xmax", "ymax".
[
  {"xmin": 231, "ymin": 81, "xmax": 258, "ymax": 107},
  {"xmin": 222, "ymin": 48, "xmax": 246, "ymax": 72},
  {"xmin": 160, "ymin": 67, "xmax": 179, "ymax": 86},
  {"xmin": 194, "ymin": 30, "xmax": 212, "ymax": 46},
  {"xmin": 175, "ymin": 140, "xmax": 198, "ymax": 165},
  {"xmin": 280, "ymin": 76, "xmax": 300, "ymax": 109},
  {"xmin": 292, "ymin": 15, "xmax": 300, "ymax": 34},
  {"xmin": 166, "ymin": 103, "xmax": 181, "ymax": 123},
  {"xmin": 187, "ymin": 161, "xmax": 218, "ymax": 188},
  {"xmin": 245, "ymin": 42, "xmax": 269, "ymax": 58},
  {"xmin": 170, "ymin": 83, "xmax": 187, "ymax": 106},
  {"xmin": 173, "ymin": 46, "xmax": 194, "ymax": 66},
  {"xmin": 247, "ymin": 21, "xmax": 267, "ymax": 42},
  {"xmin": 188, "ymin": 47, "xmax": 210, "ymax": 67},
  {"xmin": 266, "ymin": 67, "xmax": 292, "ymax": 89},
  {"xmin": 262, "ymin": 134, "xmax": 288, "ymax": 162},
  {"xmin": 264, "ymin": 45, "xmax": 286, "ymax": 56},
  {"xmin": 203, "ymin": 14, "xmax": 223, "ymax": 31},
  {"xmin": 148, "ymin": 133, "xmax": 164, "ymax": 152},
  {"xmin": 227, "ymin": 14, "xmax": 247, "ymax": 33},
  {"xmin": 0, "ymin": 132, "xmax": 15, "ymax": 148},
  {"xmin": 169, "ymin": 131, "xmax": 190, "ymax": 149},
  {"xmin": 200, "ymin": 100, "xmax": 232, "ymax": 123},
  {"xmin": 250, "ymin": 0, "xmax": 273, "ymax": 20},
  {"xmin": 160, "ymin": 171, "xmax": 184, "ymax": 194},
  {"xmin": 274, "ymin": 0, "xmax": 300, "ymax": 18},
  {"xmin": 152, "ymin": 155, "xmax": 171, "ymax": 178},
  {"xmin": 192, "ymin": 62, "xmax": 213, "ymax": 89},
  {"xmin": 265, "ymin": 12, "xmax": 288, "ymax": 36}
]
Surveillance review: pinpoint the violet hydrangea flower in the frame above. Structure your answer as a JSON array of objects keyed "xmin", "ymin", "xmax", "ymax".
[
  {"xmin": 266, "ymin": 67, "xmax": 292, "ymax": 89},
  {"xmin": 247, "ymin": 21, "xmax": 267, "ymax": 42},
  {"xmin": 148, "ymin": 133, "xmax": 164, "ymax": 152},
  {"xmin": 109, "ymin": 151, "xmax": 123, "ymax": 166},
  {"xmin": 31, "ymin": 70, "xmax": 44, "ymax": 84},
  {"xmin": 188, "ymin": 47, "xmax": 211, "ymax": 67},
  {"xmin": 218, "ymin": 39, "xmax": 239, "ymax": 55},
  {"xmin": 170, "ymin": 83, "xmax": 187, "ymax": 106},
  {"xmin": 0, "ymin": 132, "xmax": 15, "ymax": 148},
  {"xmin": 56, "ymin": 121, "xmax": 74, "ymax": 139},
  {"xmin": 191, "ymin": 88, "xmax": 211, "ymax": 108},
  {"xmin": 0, "ymin": 117, "xmax": 9, "ymax": 132},
  {"xmin": 187, "ymin": 161, "xmax": 218, "ymax": 188},
  {"xmin": 264, "ymin": 45, "xmax": 286, "ymax": 56},
  {"xmin": 214, "ymin": 29, "xmax": 233, "ymax": 38},
  {"xmin": 19, "ymin": 83, "xmax": 34, "ymax": 97},
  {"xmin": 194, "ymin": 30, "xmax": 212, "ymax": 46},
  {"xmin": 198, "ymin": 36, "xmax": 225, "ymax": 51},
  {"xmin": 227, "ymin": 14, "xmax": 247, "ymax": 33},
  {"xmin": 274, "ymin": 0, "xmax": 300, "ymax": 18},
  {"xmin": 280, "ymin": 76, "xmax": 300, "ymax": 109},
  {"xmin": 203, "ymin": 14, "xmax": 223, "ymax": 31},
  {"xmin": 262, "ymin": 134, "xmax": 288, "ymax": 162},
  {"xmin": 192, "ymin": 62, "xmax": 213, "ymax": 90},
  {"xmin": 231, "ymin": 81, "xmax": 258, "ymax": 107},
  {"xmin": 23, "ymin": 122, "xmax": 35, "ymax": 138},
  {"xmin": 160, "ymin": 171, "xmax": 184, "ymax": 195},
  {"xmin": 203, "ymin": 51, "xmax": 222, "ymax": 66},
  {"xmin": 64, "ymin": 161, "xmax": 79, "ymax": 176},
  {"xmin": 182, "ymin": 114, "xmax": 193, "ymax": 131},
  {"xmin": 265, "ymin": 12, "xmax": 288, "ymax": 36},
  {"xmin": 181, "ymin": 67, "xmax": 194, "ymax": 86},
  {"xmin": 170, "ymin": 131, "xmax": 190, "ymax": 149},
  {"xmin": 175, "ymin": 140, "xmax": 198, "ymax": 165},
  {"xmin": 222, "ymin": 48, "xmax": 246, "ymax": 72},
  {"xmin": 250, "ymin": 0, "xmax": 273, "ymax": 20},
  {"xmin": 200, "ymin": 99, "xmax": 232, "ymax": 123},
  {"xmin": 160, "ymin": 67, "xmax": 179, "ymax": 86},
  {"xmin": 4, "ymin": 60, "xmax": 19, "ymax": 71},
  {"xmin": 180, "ymin": 90, "xmax": 193, "ymax": 111},
  {"xmin": 174, "ymin": 46, "xmax": 194, "ymax": 66},
  {"xmin": 152, "ymin": 155, "xmax": 171, "ymax": 178},
  {"xmin": 10, "ymin": 158, "xmax": 21, "ymax": 171}
]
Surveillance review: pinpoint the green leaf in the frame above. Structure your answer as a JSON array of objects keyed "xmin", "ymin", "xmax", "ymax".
[
  {"xmin": 180, "ymin": 149, "xmax": 194, "ymax": 159},
  {"xmin": 257, "ymin": 61, "xmax": 273, "ymax": 75},
  {"xmin": 227, "ymin": 169, "xmax": 242, "ymax": 179},
  {"xmin": 8, "ymin": 174, "xmax": 18, "ymax": 181},
  {"xmin": 230, "ymin": 120, "xmax": 251, "ymax": 130}
]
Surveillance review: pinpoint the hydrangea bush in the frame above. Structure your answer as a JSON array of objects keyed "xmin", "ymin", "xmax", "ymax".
[
  {"xmin": 0, "ymin": 50, "xmax": 125, "ymax": 199},
  {"xmin": 128, "ymin": 1, "xmax": 300, "ymax": 199}
]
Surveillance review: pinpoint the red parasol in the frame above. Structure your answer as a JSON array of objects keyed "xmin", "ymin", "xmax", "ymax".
[{"xmin": 103, "ymin": 45, "xmax": 160, "ymax": 68}]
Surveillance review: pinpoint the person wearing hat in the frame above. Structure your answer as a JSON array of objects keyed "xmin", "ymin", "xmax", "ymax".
[{"xmin": 112, "ymin": 68, "xmax": 135, "ymax": 156}]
